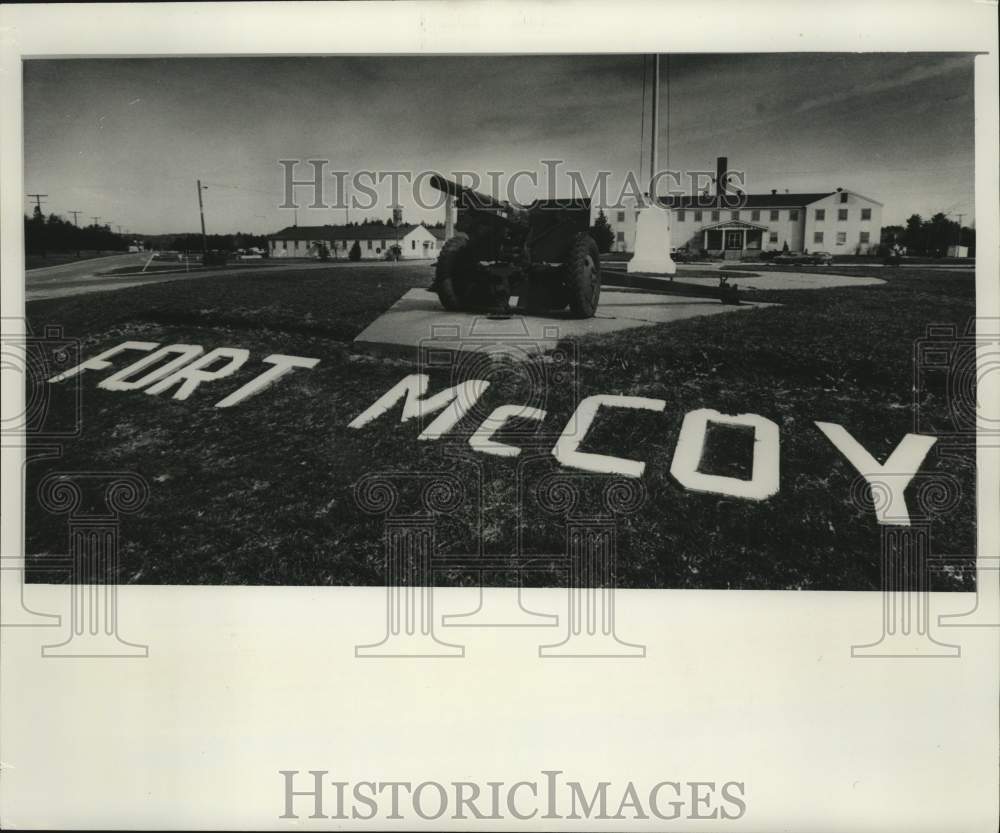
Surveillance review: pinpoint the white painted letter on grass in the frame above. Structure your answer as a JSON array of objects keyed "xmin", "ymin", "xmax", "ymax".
[
  {"xmin": 553, "ymin": 395, "xmax": 666, "ymax": 478},
  {"xmin": 670, "ymin": 409, "xmax": 780, "ymax": 501},
  {"xmin": 48, "ymin": 341, "xmax": 159, "ymax": 383},
  {"xmin": 144, "ymin": 347, "xmax": 250, "ymax": 400},
  {"xmin": 213, "ymin": 354, "xmax": 319, "ymax": 409},
  {"xmin": 469, "ymin": 405, "xmax": 546, "ymax": 458},
  {"xmin": 348, "ymin": 374, "xmax": 490, "ymax": 440},
  {"xmin": 815, "ymin": 421, "xmax": 937, "ymax": 525}
]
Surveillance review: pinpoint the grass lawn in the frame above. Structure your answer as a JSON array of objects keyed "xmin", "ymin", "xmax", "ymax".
[{"xmin": 24, "ymin": 262, "xmax": 977, "ymax": 589}]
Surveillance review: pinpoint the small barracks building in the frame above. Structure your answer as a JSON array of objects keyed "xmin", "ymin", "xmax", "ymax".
[
  {"xmin": 268, "ymin": 223, "xmax": 442, "ymax": 260},
  {"xmin": 603, "ymin": 157, "xmax": 883, "ymax": 258}
]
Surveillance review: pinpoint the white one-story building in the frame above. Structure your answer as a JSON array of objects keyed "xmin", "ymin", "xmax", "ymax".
[{"xmin": 268, "ymin": 223, "xmax": 444, "ymax": 260}]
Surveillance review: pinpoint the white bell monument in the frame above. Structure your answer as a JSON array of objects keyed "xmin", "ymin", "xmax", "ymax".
[
  {"xmin": 628, "ymin": 204, "xmax": 676, "ymax": 275},
  {"xmin": 628, "ymin": 54, "xmax": 676, "ymax": 276}
]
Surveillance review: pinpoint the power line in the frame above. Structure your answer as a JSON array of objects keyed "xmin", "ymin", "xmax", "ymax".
[{"xmin": 68, "ymin": 210, "xmax": 81, "ymax": 226}]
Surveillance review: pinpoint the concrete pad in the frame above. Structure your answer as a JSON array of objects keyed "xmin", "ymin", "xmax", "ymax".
[
  {"xmin": 605, "ymin": 263, "xmax": 886, "ymax": 290},
  {"xmin": 675, "ymin": 273, "xmax": 884, "ymax": 291},
  {"xmin": 353, "ymin": 288, "xmax": 773, "ymax": 358}
]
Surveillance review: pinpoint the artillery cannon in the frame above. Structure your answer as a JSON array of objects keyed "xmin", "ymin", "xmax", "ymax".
[{"xmin": 430, "ymin": 175, "xmax": 601, "ymax": 318}]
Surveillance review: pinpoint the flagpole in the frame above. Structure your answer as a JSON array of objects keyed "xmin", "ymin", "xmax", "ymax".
[
  {"xmin": 650, "ymin": 53, "xmax": 659, "ymax": 195},
  {"xmin": 628, "ymin": 52, "xmax": 676, "ymax": 276}
]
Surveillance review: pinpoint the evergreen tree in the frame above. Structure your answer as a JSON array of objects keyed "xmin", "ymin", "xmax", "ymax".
[{"xmin": 589, "ymin": 209, "xmax": 615, "ymax": 253}]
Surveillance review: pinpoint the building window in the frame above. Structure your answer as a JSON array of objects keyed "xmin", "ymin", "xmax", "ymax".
[
  {"xmin": 731, "ymin": 211, "xmax": 739, "ymax": 221},
  {"xmin": 617, "ymin": 211, "xmax": 626, "ymax": 222},
  {"xmin": 770, "ymin": 210, "xmax": 779, "ymax": 221},
  {"xmin": 860, "ymin": 231, "xmax": 870, "ymax": 244},
  {"xmin": 711, "ymin": 210, "xmax": 720, "ymax": 221},
  {"xmin": 751, "ymin": 209, "xmax": 760, "ymax": 221},
  {"xmin": 411, "ymin": 240, "xmax": 416, "ymax": 250},
  {"xmin": 838, "ymin": 209, "xmax": 848, "ymax": 221},
  {"xmin": 616, "ymin": 231, "xmax": 624, "ymax": 242},
  {"xmin": 840, "ymin": 192, "xmax": 849, "ymax": 203},
  {"xmin": 861, "ymin": 208, "xmax": 872, "ymax": 221},
  {"xmin": 815, "ymin": 209, "xmax": 825, "ymax": 221},
  {"xmin": 282, "ymin": 240, "xmax": 287, "ymax": 249},
  {"xmin": 836, "ymin": 232, "xmax": 847, "ymax": 245},
  {"xmin": 769, "ymin": 231, "xmax": 778, "ymax": 243},
  {"xmin": 694, "ymin": 210, "xmax": 703, "ymax": 222},
  {"xmin": 676, "ymin": 210, "xmax": 685, "ymax": 221},
  {"xmin": 367, "ymin": 239, "xmax": 372, "ymax": 249},
  {"xmin": 789, "ymin": 210, "xmax": 799, "ymax": 221},
  {"xmin": 814, "ymin": 231, "xmax": 824, "ymax": 244}
]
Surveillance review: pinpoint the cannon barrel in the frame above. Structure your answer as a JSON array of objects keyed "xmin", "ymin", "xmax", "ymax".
[{"xmin": 429, "ymin": 174, "xmax": 507, "ymax": 211}]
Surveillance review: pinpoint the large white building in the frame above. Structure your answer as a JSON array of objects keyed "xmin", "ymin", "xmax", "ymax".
[
  {"xmin": 600, "ymin": 158, "xmax": 883, "ymax": 258},
  {"xmin": 268, "ymin": 223, "xmax": 443, "ymax": 260}
]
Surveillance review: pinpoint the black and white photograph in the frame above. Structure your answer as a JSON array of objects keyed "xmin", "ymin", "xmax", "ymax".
[
  {"xmin": 1, "ymin": 2, "xmax": 997, "ymax": 831},
  {"xmin": 18, "ymin": 52, "xmax": 980, "ymax": 589}
]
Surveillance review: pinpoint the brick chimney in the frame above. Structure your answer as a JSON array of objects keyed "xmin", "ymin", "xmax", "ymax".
[{"xmin": 716, "ymin": 156, "xmax": 728, "ymax": 197}]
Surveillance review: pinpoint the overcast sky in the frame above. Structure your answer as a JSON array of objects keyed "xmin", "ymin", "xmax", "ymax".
[{"xmin": 23, "ymin": 53, "xmax": 975, "ymax": 234}]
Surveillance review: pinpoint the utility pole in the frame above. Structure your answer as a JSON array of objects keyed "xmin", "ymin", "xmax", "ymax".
[
  {"xmin": 68, "ymin": 210, "xmax": 81, "ymax": 226},
  {"xmin": 27, "ymin": 193, "xmax": 48, "ymax": 217},
  {"xmin": 197, "ymin": 179, "xmax": 208, "ymax": 259},
  {"xmin": 91, "ymin": 216, "xmax": 101, "ymax": 227}
]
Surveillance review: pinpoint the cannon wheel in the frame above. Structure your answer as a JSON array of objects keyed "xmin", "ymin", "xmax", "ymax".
[
  {"xmin": 566, "ymin": 233, "xmax": 601, "ymax": 318},
  {"xmin": 434, "ymin": 233, "xmax": 488, "ymax": 311}
]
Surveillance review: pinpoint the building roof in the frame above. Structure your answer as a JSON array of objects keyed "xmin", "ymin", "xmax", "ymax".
[
  {"xmin": 427, "ymin": 227, "xmax": 447, "ymax": 240},
  {"xmin": 658, "ymin": 192, "xmax": 835, "ymax": 210},
  {"xmin": 698, "ymin": 220, "xmax": 769, "ymax": 231},
  {"xmin": 269, "ymin": 223, "xmax": 425, "ymax": 242}
]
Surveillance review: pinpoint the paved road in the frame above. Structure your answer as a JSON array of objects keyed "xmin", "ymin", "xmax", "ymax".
[
  {"xmin": 26, "ymin": 253, "xmax": 148, "ymax": 283},
  {"xmin": 25, "ymin": 257, "xmax": 435, "ymax": 302}
]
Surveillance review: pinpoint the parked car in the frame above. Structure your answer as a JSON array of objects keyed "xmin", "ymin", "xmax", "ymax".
[
  {"xmin": 773, "ymin": 250, "xmax": 833, "ymax": 266},
  {"xmin": 672, "ymin": 248, "xmax": 697, "ymax": 263}
]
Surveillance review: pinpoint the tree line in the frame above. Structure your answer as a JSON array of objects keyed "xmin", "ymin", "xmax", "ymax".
[
  {"xmin": 24, "ymin": 211, "xmax": 127, "ymax": 256},
  {"xmin": 881, "ymin": 213, "xmax": 976, "ymax": 257}
]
